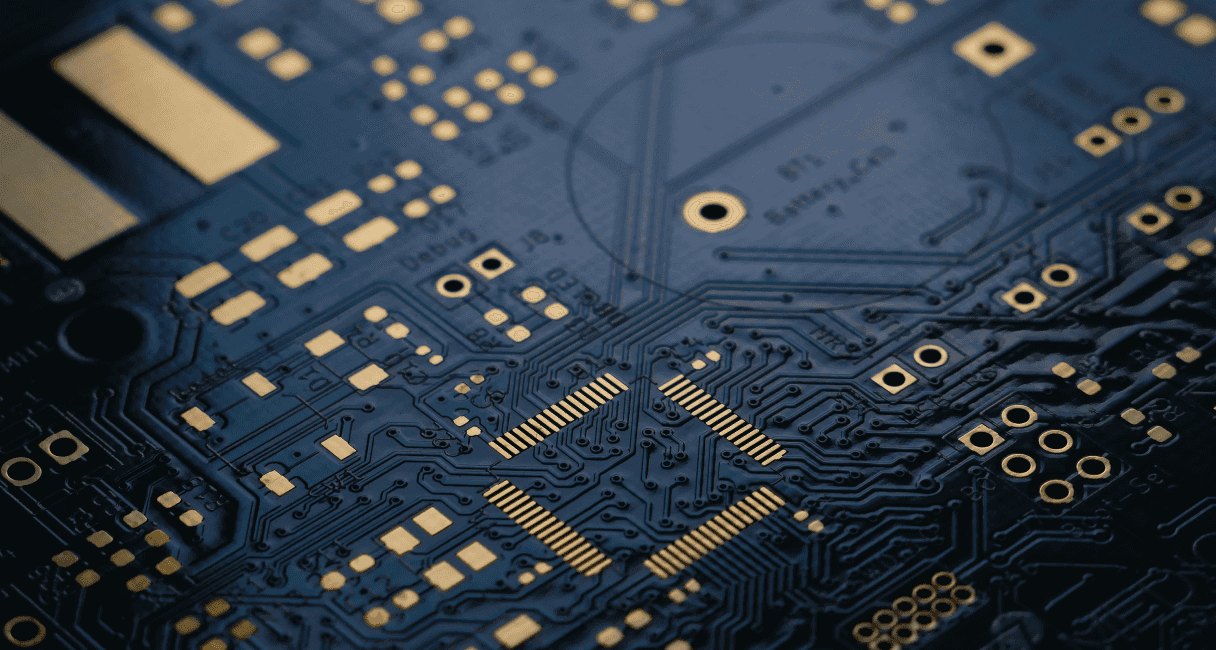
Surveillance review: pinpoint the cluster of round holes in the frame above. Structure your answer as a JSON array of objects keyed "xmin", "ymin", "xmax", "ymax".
[
  {"xmin": 435, "ymin": 273, "xmax": 471, "ymax": 298},
  {"xmin": 1038, "ymin": 429, "xmax": 1073, "ymax": 453},
  {"xmin": 913, "ymin": 345, "xmax": 948, "ymax": 368},
  {"xmin": 4, "ymin": 616, "xmax": 46, "ymax": 648},
  {"xmin": 1077, "ymin": 455, "xmax": 1111, "ymax": 479},
  {"xmin": 856, "ymin": 572, "xmax": 973, "ymax": 647},
  {"xmin": 1041, "ymin": 263, "xmax": 1078, "ymax": 288},
  {"xmin": 1002, "ymin": 453, "xmax": 1036, "ymax": 478},
  {"xmin": 1001, "ymin": 405, "xmax": 1038, "ymax": 428},
  {"xmin": 1165, "ymin": 185, "xmax": 1203, "ymax": 211},
  {"xmin": 1, "ymin": 458, "xmax": 41, "ymax": 487},
  {"xmin": 682, "ymin": 190, "xmax": 747, "ymax": 233},
  {"xmin": 1040, "ymin": 479, "xmax": 1074, "ymax": 504}
]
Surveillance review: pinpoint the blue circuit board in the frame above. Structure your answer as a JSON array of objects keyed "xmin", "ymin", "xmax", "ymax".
[{"xmin": 2, "ymin": 0, "xmax": 1216, "ymax": 649}]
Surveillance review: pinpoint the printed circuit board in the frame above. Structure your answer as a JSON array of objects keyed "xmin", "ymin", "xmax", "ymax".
[{"xmin": 1, "ymin": 0, "xmax": 1215, "ymax": 649}]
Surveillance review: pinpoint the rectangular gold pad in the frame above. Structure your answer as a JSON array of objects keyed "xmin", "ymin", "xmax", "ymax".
[
  {"xmin": 0, "ymin": 111, "xmax": 138, "ymax": 259},
  {"xmin": 53, "ymin": 26, "xmax": 280, "ymax": 185}
]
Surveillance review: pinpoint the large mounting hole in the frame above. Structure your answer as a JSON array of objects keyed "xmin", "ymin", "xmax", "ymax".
[
  {"xmin": 699, "ymin": 203, "xmax": 728, "ymax": 220},
  {"xmin": 1005, "ymin": 407, "xmax": 1030, "ymax": 424},
  {"xmin": 682, "ymin": 191, "xmax": 746, "ymax": 233},
  {"xmin": 5, "ymin": 460, "xmax": 36, "ymax": 482},
  {"xmin": 5, "ymin": 616, "xmax": 46, "ymax": 646},
  {"xmin": 48, "ymin": 437, "xmax": 78, "ymax": 457},
  {"xmin": 436, "ymin": 274, "xmax": 472, "ymax": 298},
  {"xmin": 1006, "ymin": 456, "xmax": 1031, "ymax": 474},
  {"xmin": 1044, "ymin": 482, "xmax": 1070, "ymax": 499},
  {"xmin": 968, "ymin": 430, "xmax": 994, "ymax": 448},
  {"xmin": 62, "ymin": 306, "xmax": 143, "ymax": 361},
  {"xmin": 1040, "ymin": 431, "xmax": 1072, "ymax": 452},
  {"xmin": 1080, "ymin": 458, "xmax": 1106, "ymax": 475},
  {"xmin": 917, "ymin": 348, "xmax": 941, "ymax": 364}
]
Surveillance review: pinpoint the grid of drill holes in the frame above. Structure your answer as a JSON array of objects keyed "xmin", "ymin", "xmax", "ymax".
[
  {"xmin": 1076, "ymin": 87, "xmax": 1185, "ymax": 158},
  {"xmin": 852, "ymin": 572, "xmax": 976, "ymax": 648},
  {"xmin": 987, "ymin": 411, "xmax": 1113, "ymax": 504}
]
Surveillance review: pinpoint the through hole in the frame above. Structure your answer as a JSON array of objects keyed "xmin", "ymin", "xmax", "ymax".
[
  {"xmin": 934, "ymin": 574, "xmax": 952, "ymax": 586},
  {"xmin": 1013, "ymin": 291, "xmax": 1036, "ymax": 304},
  {"xmin": 1090, "ymin": 136, "xmax": 1105, "ymax": 146},
  {"xmin": 1042, "ymin": 433, "xmax": 1069, "ymax": 451},
  {"xmin": 1158, "ymin": 96, "xmax": 1172, "ymax": 104},
  {"xmin": 914, "ymin": 587, "xmax": 934, "ymax": 599},
  {"xmin": 983, "ymin": 42, "xmax": 1005, "ymax": 55},
  {"xmin": 1006, "ymin": 457, "xmax": 1031, "ymax": 473},
  {"xmin": 1044, "ymin": 482, "xmax": 1070, "ymax": 499},
  {"xmin": 481, "ymin": 258, "xmax": 502, "ymax": 270},
  {"xmin": 62, "ymin": 306, "xmax": 144, "ymax": 361},
  {"xmin": 876, "ymin": 613, "xmax": 894, "ymax": 625},
  {"xmin": 1049, "ymin": 269, "xmax": 1070, "ymax": 282},
  {"xmin": 917, "ymin": 348, "xmax": 942, "ymax": 364},
  {"xmin": 699, "ymin": 203, "xmax": 728, "ymax": 220},
  {"xmin": 1005, "ymin": 407, "xmax": 1031, "ymax": 424},
  {"xmin": 48, "ymin": 437, "xmax": 78, "ymax": 457},
  {"xmin": 881, "ymin": 372, "xmax": 906, "ymax": 387},
  {"xmin": 1174, "ymin": 193, "xmax": 1192, "ymax": 203},
  {"xmin": 933, "ymin": 601, "xmax": 951, "ymax": 612},
  {"xmin": 6, "ymin": 460, "xmax": 36, "ymax": 481},
  {"xmin": 969, "ymin": 431, "xmax": 994, "ymax": 448},
  {"xmin": 1081, "ymin": 458, "xmax": 1107, "ymax": 475},
  {"xmin": 875, "ymin": 643, "xmax": 893, "ymax": 650},
  {"xmin": 1125, "ymin": 116, "xmax": 1139, "ymax": 124},
  {"xmin": 1140, "ymin": 214, "xmax": 1159, "ymax": 225},
  {"xmin": 9, "ymin": 620, "xmax": 40, "ymax": 643},
  {"xmin": 893, "ymin": 628, "xmax": 913, "ymax": 640},
  {"xmin": 443, "ymin": 279, "xmax": 465, "ymax": 293}
]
